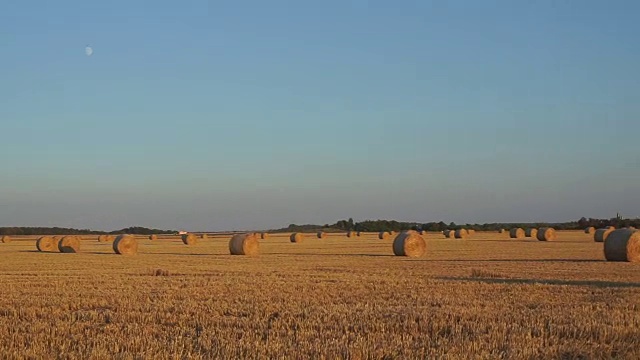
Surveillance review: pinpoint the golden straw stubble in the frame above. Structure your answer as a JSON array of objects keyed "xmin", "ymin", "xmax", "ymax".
[
  {"xmin": 290, "ymin": 233, "xmax": 304, "ymax": 243},
  {"xmin": 604, "ymin": 229, "xmax": 640, "ymax": 262},
  {"xmin": 229, "ymin": 233, "xmax": 259, "ymax": 256},
  {"xmin": 58, "ymin": 236, "xmax": 81, "ymax": 253},
  {"xmin": 392, "ymin": 231, "xmax": 426, "ymax": 257},
  {"xmin": 113, "ymin": 234, "xmax": 138, "ymax": 255},
  {"xmin": 36, "ymin": 236, "xmax": 58, "ymax": 252},
  {"xmin": 182, "ymin": 234, "xmax": 197, "ymax": 245}
]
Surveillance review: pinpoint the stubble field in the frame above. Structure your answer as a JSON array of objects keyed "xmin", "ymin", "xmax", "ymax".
[{"xmin": 1, "ymin": 231, "xmax": 639, "ymax": 359}]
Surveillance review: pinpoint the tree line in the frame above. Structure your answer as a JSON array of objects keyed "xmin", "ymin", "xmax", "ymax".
[
  {"xmin": 3, "ymin": 215, "xmax": 637, "ymax": 236},
  {"xmin": 0, "ymin": 226, "xmax": 175, "ymax": 236},
  {"xmin": 280, "ymin": 216, "xmax": 640, "ymax": 233}
]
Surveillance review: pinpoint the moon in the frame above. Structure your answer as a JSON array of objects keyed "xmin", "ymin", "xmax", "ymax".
[{"xmin": 85, "ymin": 46, "xmax": 93, "ymax": 56}]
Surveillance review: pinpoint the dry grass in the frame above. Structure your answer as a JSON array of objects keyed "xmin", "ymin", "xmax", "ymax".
[
  {"xmin": 0, "ymin": 231, "xmax": 639, "ymax": 358},
  {"xmin": 469, "ymin": 268, "xmax": 509, "ymax": 279},
  {"xmin": 147, "ymin": 268, "xmax": 171, "ymax": 276}
]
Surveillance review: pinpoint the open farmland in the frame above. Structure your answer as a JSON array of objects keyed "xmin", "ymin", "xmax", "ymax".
[{"xmin": 1, "ymin": 231, "xmax": 639, "ymax": 359}]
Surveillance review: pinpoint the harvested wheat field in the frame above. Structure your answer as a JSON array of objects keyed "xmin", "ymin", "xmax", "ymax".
[{"xmin": 0, "ymin": 231, "xmax": 639, "ymax": 359}]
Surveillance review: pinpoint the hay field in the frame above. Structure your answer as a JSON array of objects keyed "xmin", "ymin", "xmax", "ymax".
[{"xmin": 1, "ymin": 231, "xmax": 639, "ymax": 359}]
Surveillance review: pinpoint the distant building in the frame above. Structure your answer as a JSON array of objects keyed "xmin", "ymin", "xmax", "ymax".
[{"xmin": 178, "ymin": 230, "xmax": 188, "ymax": 235}]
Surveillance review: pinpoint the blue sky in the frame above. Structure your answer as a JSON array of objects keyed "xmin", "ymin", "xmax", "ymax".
[{"xmin": 1, "ymin": 1, "xmax": 639, "ymax": 231}]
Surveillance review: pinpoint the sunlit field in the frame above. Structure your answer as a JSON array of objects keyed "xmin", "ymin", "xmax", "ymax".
[{"xmin": 1, "ymin": 231, "xmax": 639, "ymax": 359}]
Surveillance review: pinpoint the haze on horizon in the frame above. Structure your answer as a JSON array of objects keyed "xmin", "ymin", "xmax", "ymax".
[{"xmin": 1, "ymin": 1, "xmax": 639, "ymax": 232}]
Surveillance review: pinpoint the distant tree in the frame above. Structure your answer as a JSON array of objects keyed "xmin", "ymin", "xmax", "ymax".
[{"xmin": 578, "ymin": 217, "xmax": 589, "ymax": 229}]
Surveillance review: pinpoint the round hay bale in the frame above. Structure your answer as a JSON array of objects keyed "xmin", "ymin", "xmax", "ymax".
[
  {"xmin": 181, "ymin": 234, "xmax": 197, "ymax": 245},
  {"xmin": 499, "ymin": 229, "xmax": 506, "ymax": 234},
  {"xmin": 443, "ymin": 230, "xmax": 453, "ymax": 238},
  {"xmin": 525, "ymin": 228, "xmax": 538, "ymax": 238},
  {"xmin": 594, "ymin": 228, "xmax": 615, "ymax": 243},
  {"xmin": 290, "ymin": 233, "xmax": 304, "ymax": 243},
  {"xmin": 536, "ymin": 227, "xmax": 556, "ymax": 241},
  {"xmin": 113, "ymin": 235, "xmax": 138, "ymax": 255},
  {"xmin": 36, "ymin": 236, "xmax": 58, "ymax": 252},
  {"xmin": 229, "ymin": 233, "xmax": 259, "ymax": 256},
  {"xmin": 454, "ymin": 229, "xmax": 468, "ymax": 239},
  {"xmin": 316, "ymin": 231, "xmax": 326, "ymax": 239},
  {"xmin": 585, "ymin": 227, "xmax": 596, "ymax": 234},
  {"xmin": 604, "ymin": 229, "xmax": 640, "ymax": 262},
  {"xmin": 607, "ymin": 226, "xmax": 616, "ymax": 230},
  {"xmin": 389, "ymin": 231, "xmax": 396, "ymax": 236},
  {"xmin": 58, "ymin": 236, "xmax": 80, "ymax": 253},
  {"xmin": 392, "ymin": 232, "xmax": 426, "ymax": 257},
  {"xmin": 378, "ymin": 231, "xmax": 390, "ymax": 240},
  {"xmin": 260, "ymin": 232, "xmax": 269, "ymax": 240},
  {"xmin": 1, "ymin": 236, "xmax": 11, "ymax": 243},
  {"xmin": 357, "ymin": 231, "xmax": 362, "ymax": 237},
  {"xmin": 346, "ymin": 231, "xmax": 356, "ymax": 238},
  {"xmin": 468, "ymin": 229, "xmax": 476, "ymax": 236},
  {"xmin": 201, "ymin": 234, "xmax": 208, "ymax": 240},
  {"xmin": 97, "ymin": 235, "xmax": 110, "ymax": 242},
  {"xmin": 149, "ymin": 234, "xmax": 158, "ymax": 241},
  {"xmin": 509, "ymin": 228, "xmax": 525, "ymax": 239}
]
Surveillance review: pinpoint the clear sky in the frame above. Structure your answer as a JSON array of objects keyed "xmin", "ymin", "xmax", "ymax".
[{"xmin": 1, "ymin": 1, "xmax": 639, "ymax": 231}]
